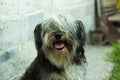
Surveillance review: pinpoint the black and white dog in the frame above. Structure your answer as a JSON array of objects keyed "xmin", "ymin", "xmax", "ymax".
[{"xmin": 21, "ymin": 15, "xmax": 86, "ymax": 80}]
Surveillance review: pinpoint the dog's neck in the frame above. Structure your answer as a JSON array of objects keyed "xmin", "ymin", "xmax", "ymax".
[{"xmin": 38, "ymin": 52, "xmax": 64, "ymax": 73}]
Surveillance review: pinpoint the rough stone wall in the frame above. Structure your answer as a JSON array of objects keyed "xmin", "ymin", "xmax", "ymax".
[{"xmin": 0, "ymin": 0, "xmax": 95, "ymax": 79}]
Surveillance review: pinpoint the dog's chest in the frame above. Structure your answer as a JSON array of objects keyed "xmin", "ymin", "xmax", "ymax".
[{"xmin": 65, "ymin": 65, "xmax": 85, "ymax": 80}]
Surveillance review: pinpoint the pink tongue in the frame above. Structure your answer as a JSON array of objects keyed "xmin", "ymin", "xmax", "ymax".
[{"xmin": 55, "ymin": 43, "xmax": 65, "ymax": 49}]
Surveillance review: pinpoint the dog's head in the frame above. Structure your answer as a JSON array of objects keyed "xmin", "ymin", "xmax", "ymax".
[{"xmin": 34, "ymin": 15, "xmax": 86, "ymax": 68}]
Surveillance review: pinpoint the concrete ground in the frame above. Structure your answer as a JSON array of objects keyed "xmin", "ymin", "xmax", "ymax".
[
  {"xmin": 85, "ymin": 45, "xmax": 113, "ymax": 80},
  {"xmin": 7, "ymin": 40, "xmax": 114, "ymax": 80}
]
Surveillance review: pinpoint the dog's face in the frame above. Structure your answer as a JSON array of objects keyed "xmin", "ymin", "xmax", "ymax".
[{"xmin": 34, "ymin": 15, "xmax": 85, "ymax": 68}]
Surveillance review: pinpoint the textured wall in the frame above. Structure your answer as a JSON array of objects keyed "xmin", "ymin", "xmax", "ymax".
[{"xmin": 0, "ymin": 0, "xmax": 95, "ymax": 79}]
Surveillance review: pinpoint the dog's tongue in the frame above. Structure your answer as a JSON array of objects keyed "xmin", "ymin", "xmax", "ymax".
[{"xmin": 54, "ymin": 42, "xmax": 65, "ymax": 50}]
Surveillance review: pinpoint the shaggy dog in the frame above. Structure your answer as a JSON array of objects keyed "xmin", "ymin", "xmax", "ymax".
[{"xmin": 21, "ymin": 15, "xmax": 86, "ymax": 80}]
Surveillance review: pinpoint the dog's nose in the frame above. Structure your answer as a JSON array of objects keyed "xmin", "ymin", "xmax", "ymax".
[{"xmin": 55, "ymin": 31, "xmax": 63, "ymax": 39}]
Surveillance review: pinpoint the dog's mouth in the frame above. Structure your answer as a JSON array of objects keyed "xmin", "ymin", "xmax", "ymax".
[{"xmin": 54, "ymin": 41, "xmax": 65, "ymax": 50}]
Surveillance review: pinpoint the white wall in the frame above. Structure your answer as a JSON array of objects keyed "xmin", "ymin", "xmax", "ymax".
[{"xmin": 0, "ymin": 0, "xmax": 95, "ymax": 79}]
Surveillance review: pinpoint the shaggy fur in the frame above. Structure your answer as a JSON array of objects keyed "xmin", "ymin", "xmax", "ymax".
[{"xmin": 21, "ymin": 15, "xmax": 86, "ymax": 80}]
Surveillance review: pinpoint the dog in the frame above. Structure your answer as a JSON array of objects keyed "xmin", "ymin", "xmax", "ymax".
[{"xmin": 21, "ymin": 15, "xmax": 86, "ymax": 80}]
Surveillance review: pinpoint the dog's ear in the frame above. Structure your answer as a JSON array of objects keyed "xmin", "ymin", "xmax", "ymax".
[
  {"xmin": 74, "ymin": 20, "xmax": 86, "ymax": 65},
  {"xmin": 75, "ymin": 20, "xmax": 86, "ymax": 46},
  {"xmin": 34, "ymin": 24, "xmax": 42, "ymax": 52}
]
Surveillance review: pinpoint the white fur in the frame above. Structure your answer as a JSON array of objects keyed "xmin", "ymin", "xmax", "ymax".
[{"xmin": 65, "ymin": 64, "xmax": 86, "ymax": 80}]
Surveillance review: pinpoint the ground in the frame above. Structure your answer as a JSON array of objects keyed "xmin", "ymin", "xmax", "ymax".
[{"xmin": 85, "ymin": 45, "xmax": 113, "ymax": 80}]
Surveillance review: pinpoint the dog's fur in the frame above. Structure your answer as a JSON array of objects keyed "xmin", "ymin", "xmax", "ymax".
[{"xmin": 21, "ymin": 15, "xmax": 86, "ymax": 80}]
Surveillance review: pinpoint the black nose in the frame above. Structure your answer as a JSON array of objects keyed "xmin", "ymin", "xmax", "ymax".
[{"xmin": 55, "ymin": 31, "xmax": 63, "ymax": 39}]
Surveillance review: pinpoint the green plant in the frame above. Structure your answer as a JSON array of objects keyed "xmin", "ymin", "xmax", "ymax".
[{"xmin": 108, "ymin": 44, "xmax": 120, "ymax": 80}]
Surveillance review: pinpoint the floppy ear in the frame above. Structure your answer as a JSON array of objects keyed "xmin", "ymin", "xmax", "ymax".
[
  {"xmin": 75, "ymin": 20, "xmax": 86, "ymax": 46},
  {"xmin": 34, "ymin": 24, "xmax": 42, "ymax": 52},
  {"xmin": 74, "ymin": 20, "xmax": 86, "ymax": 65}
]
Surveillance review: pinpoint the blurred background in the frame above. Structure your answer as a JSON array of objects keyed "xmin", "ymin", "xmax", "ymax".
[{"xmin": 0, "ymin": 0, "xmax": 120, "ymax": 80}]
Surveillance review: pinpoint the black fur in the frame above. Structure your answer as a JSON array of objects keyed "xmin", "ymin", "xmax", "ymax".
[
  {"xmin": 34, "ymin": 24, "xmax": 42, "ymax": 52},
  {"xmin": 21, "ymin": 51, "xmax": 65, "ymax": 80},
  {"xmin": 74, "ymin": 20, "xmax": 86, "ymax": 65}
]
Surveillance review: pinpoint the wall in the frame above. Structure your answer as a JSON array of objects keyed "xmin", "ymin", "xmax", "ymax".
[{"xmin": 0, "ymin": 0, "xmax": 95, "ymax": 79}]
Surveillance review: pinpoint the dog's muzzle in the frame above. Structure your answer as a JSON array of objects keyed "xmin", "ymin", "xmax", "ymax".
[{"xmin": 53, "ymin": 31, "xmax": 66, "ymax": 50}]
